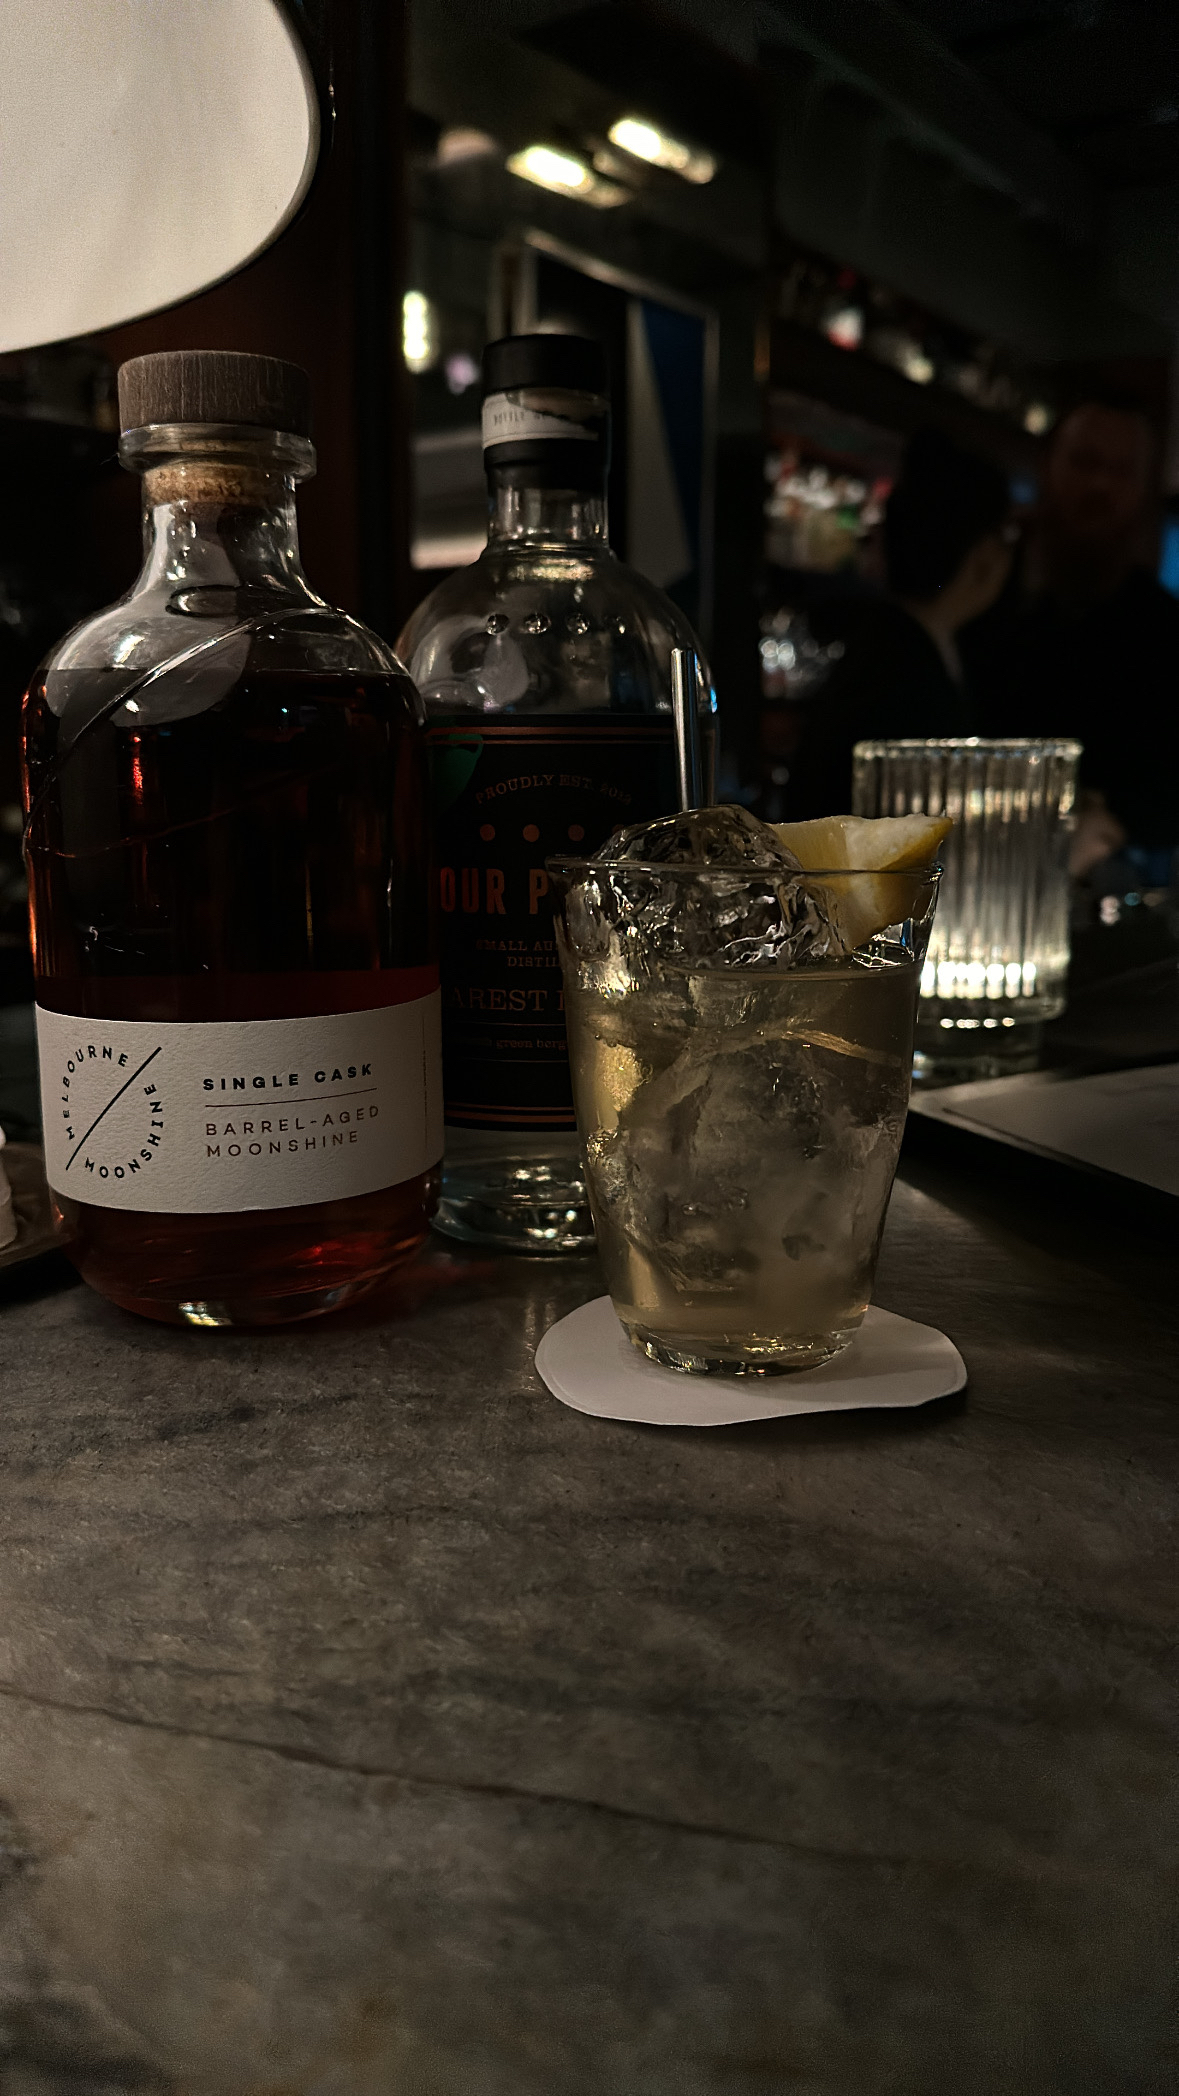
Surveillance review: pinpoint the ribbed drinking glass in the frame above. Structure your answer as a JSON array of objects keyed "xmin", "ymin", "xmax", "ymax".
[{"xmin": 852, "ymin": 738, "xmax": 1080, "ymax": 1080}]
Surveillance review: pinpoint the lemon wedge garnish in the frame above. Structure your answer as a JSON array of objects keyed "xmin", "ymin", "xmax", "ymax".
[
  {"xmin": 771, "ymin": 813, "xmax": 952, "ymax": 952},
  {"xmin": 771, "ymin": 813, "xmax": 952, "ymax": 871}
]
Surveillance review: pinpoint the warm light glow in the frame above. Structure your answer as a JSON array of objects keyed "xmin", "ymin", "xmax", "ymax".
[
  {"xmin": 178, "ymin": 1302, "xmax": 233, "ymax": 1327},
  {"xmin": 436, "ymin": 127, "xmax": 498, "ymax": 167},
  {"xmin": 921, "ymin": 958, "xmax": 1038, "ymax": 1001},
  {"xmin": 508, "ymin": 144, "xmax": 590, "ymax": 193},
  {"xmin": 611, "ymin": 118, "xmax": 661, "ymax": 163},
  {"xmin": 506, "ymin": 144, "xmax": 627, "ymax": 207},
  {"xmin": 1024, "ymin": 401, "xmax": 1053, "ymax": 435},
  {"xmin": 402, "ymin": 290, "xmax": 437, "ymax": 374},
  {"xmin": 608, "ymin": 116, "xmax": 716, "ymax": 183},
  {"xmin": 898, "ymin": 345, "xmax": 935, "ymax": 386},
  {"xmin": 825, "ymin": 305, "xmax": 863, "ymax": 351}
]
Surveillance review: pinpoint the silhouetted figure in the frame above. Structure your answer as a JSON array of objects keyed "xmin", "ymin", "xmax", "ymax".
[
  {"xmin": 977, "ymin": 399, "xmax": 1179, "ymax": 858},
  {"xmin": 786, "ymin": 430, "xmax": 1012, "ymax": 816}
]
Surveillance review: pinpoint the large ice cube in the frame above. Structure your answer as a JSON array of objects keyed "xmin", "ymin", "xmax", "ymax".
[
  {"xmin": 584, "ymin": 1018, "xmax": 906, "ymax": 1307},
  {"xmin": 598, "ymin": 803, "xmax": 802, "ymax": 871},
  {"xmin": 568, "ymin": 803, "xmax": 838, "ymax": 971}
]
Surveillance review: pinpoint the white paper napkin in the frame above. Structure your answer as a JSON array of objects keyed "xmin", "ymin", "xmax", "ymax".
[{"xmin": 535, "ymin": 1296, "xmax": 966, "ymax": 1427}]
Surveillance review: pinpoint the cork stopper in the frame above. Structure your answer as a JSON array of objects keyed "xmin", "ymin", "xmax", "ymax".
[
  {"xmin": 142, "ymin": 460, "xmax": 284, "ymax": 508},
  {"xmin": 118, "ymin": 350, "xmax": 311, "ymax": 438}
]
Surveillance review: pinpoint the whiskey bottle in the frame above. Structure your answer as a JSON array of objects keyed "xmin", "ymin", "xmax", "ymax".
[
  {"xmin": 22, "ymin": 350, "xmax": 441, "ymax": 1325},
  {"xmin": 398, "ymin": 333, "xmax": 711, "ymax": 1252}
]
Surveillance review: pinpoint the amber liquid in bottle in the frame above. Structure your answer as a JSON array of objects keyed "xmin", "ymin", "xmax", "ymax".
[
  {"xmin": 24, "ymin": 666, "xmax": 437, "ymax": 1323},
  {"xmin": 22, "ymin": 394, "xmax": 438, "ymax": 1326}
]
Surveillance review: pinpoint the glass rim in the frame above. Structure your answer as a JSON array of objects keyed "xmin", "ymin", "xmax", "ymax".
[
  {"xmin": 546, "ymin": 857, "xmax": 943, "ymax": 881},
  {"xmin": 853, "ymin": 736, "xmax": 1081, "ymax": 756}
]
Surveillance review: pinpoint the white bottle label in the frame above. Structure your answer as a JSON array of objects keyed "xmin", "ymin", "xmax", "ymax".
[
  {"xmin": 481, "ymin": 393, "xmax": 597, "ymax": 447},
  {"xmin": 35, "ymin": 996, "xmax": 443, "ymax": 1214}
]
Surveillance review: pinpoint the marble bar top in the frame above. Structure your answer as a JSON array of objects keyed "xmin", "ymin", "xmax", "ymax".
[{"xmin": 0, "ymin": 1152, "xmax": 1172, "ymax": 2093}]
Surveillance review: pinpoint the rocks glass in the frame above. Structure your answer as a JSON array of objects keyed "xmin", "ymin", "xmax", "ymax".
[
  {"xmin": 853, "ymin": 738, "xmax": 1080, "ymax": 1081},
  {"xmin": 551, "ymin": 857, "xmax": 940, "ymax": 1375}
]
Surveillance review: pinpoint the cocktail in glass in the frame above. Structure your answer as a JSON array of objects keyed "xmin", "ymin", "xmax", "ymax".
[{"xmin": 552, "ymin": 847, "xmax": 939, "ymax": 1374}]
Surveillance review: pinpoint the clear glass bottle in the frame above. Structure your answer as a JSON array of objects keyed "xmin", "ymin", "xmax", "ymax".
[
  {"xmin": 22, "ymin": 350, "xmax": 440, "ymax": 1325},
  {"xmin": 398, "ymin": 333, "xmax": 712, "ymax": 1252}
]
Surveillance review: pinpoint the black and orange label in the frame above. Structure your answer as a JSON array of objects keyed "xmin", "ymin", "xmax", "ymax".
[{"xmin": 428, "ymin": 718, "xmax": 676, "ymax": 1129}]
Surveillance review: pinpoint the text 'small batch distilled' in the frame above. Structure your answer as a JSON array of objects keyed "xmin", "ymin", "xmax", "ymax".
[
  {"xmin": 22, "ymin": 351, "xmax": 441, "ymax": 1325},
  {"xmin": 399, "ymin": 332, "xmax": 711, "ymax": 1252}
]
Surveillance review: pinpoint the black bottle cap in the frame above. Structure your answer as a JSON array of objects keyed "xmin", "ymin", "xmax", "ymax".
[
  {"xmin": 482, "ymin": 333, "xmax": 608, "ymax": 399},
  {"xmin": 481, "ymin": 333, "xmax": 609, "ymax": 490},
  {"xmin": 118, "ymin": 350, "xmax": 312, "ymax": 439}
]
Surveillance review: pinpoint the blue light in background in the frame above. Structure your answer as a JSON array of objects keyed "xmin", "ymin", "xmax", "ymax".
[{"xmin": 1160, "ymin": 518, "xmax": 1179, "ymax": 598}]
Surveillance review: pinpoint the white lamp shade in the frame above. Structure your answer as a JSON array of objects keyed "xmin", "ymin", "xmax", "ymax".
[{"xmin": 0, "ymin": 0, "xmax": 320, "ymax": 353}]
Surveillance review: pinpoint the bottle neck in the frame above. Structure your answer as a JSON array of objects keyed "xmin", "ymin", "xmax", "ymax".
[
  {"xmin": 135, "ymin": 456, "xmax": 315, "ymax": 602},
  {"xmin": 486, "ymin": 481, "xmax": 609, "ymax": 548}
]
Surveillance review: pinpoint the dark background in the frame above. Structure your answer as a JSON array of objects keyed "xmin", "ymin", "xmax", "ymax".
[{"xmin": 3, "ymin": 0, "xmax": 1178, "ymax": 1000}]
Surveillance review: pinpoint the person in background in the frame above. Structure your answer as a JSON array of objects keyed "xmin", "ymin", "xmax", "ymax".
[
  {"xmin": 784, "ymin": 430, "xmax": 1013, "ymax": 817},
  {"xmin": 976, "ymin": 396, "xmax": 1179, "ymax": 872}
]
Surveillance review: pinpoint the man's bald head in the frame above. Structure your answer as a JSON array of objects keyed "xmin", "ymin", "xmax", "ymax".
[{"xmin": 1043, "ymin": 402, "xmax": 1156, "ymax": 558}]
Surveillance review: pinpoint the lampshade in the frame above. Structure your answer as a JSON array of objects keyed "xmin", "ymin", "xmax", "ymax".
[{"xmin": 0, "ymin": 0, "xmax": 321, "ymax": 353}]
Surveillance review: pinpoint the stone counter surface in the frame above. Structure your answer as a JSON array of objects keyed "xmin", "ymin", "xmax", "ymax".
[{"xmin": 0, "ymin": 1156, "xmax": 1172, "ymax": 2093}]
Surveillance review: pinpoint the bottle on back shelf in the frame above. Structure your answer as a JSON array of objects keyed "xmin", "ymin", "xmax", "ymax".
[
  {"xmin": 398, "ymin": 332, "xmax": 713, "ymax": 1253},
  {"xmin": 22, "ymin": 350, "xmax": 441, "ymax": 1326}
]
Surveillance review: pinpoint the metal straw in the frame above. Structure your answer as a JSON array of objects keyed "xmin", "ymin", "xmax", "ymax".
[{"xmin": 671, "ymin": 647, "xmax": 703, "ymax": 812}]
